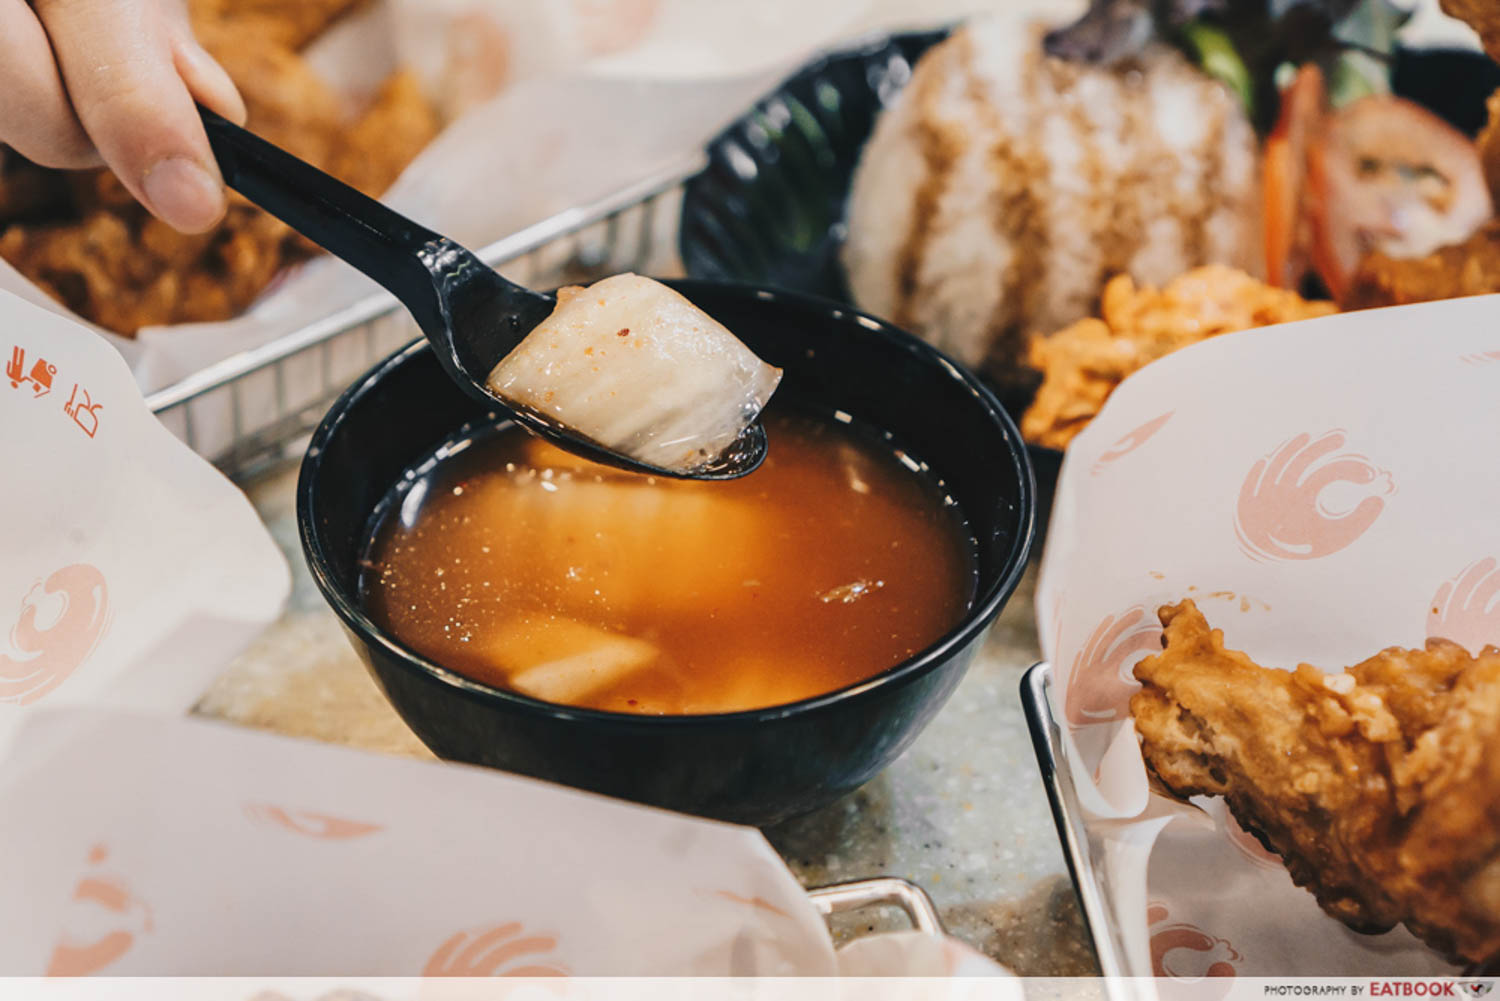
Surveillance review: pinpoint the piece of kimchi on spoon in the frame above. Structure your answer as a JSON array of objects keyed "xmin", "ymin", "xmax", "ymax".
[{"xmin": 198, "ymin": 108, "xmax": 780, "ymax": 480}]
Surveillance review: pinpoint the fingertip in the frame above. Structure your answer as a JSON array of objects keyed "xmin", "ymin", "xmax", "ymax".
[
  {"xmin": 142, "ymin": 156, "xmax": 226, "ymax": 233},
  {"xmin": 30, "ymin": 0, "xmax": 233, "ymax": 231},
  {"xmin": 173, "ymin": 35, "xmax": 247, "ymax": 125}
]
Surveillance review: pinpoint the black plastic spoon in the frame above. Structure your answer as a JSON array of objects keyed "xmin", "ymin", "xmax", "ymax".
[{"xmin": 197, "ymin": 108, "xmax": 766, "ymax": 480}]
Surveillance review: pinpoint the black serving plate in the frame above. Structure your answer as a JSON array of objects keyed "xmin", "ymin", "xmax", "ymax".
[
  {"xmin": 679, "ymin": 28, "xmax": 948, "ymax": 305},
  {"xmin": 679, "ymin": 27, "xmax": 1498, "ymax": 516},
  {"xmin": 299, "ymin": 279, "xmax": 1034, "ymax": 827}
]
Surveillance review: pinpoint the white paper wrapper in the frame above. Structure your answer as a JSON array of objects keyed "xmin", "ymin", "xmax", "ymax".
[
  {"xmin": 0, "ymin": 707, "xmax": 1011, "ymax": 978},
  {"xmin": 0, "ymin": 290, "xmax": 288, "ymax": 755},
  {"xmin": 1036, "ymin": 294, "xmax": 1500, "ymax": 976}
]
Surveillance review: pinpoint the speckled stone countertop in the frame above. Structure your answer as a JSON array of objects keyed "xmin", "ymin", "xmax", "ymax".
[{"xmin": 195, "ymin": 462, "xmax": 1098, "ymax": 976}]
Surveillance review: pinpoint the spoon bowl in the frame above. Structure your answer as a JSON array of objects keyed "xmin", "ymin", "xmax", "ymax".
[{"xmin": 199, "ymin": 108, "xmax": 767, "ymax": 480}]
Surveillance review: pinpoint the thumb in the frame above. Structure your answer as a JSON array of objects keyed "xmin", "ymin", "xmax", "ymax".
[{"xmin": 34, "ymin": 0, "xmax": 232, "ymax": 233}]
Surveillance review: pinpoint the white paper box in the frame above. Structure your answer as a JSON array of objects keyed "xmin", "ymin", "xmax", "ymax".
[
  {"xmin": 0, "ymin": 290, "xmax": 289, "ymax": 751},
  {"xmin": 1037, "ymin": 294, "xmax": 1500, "ymax": 976}
]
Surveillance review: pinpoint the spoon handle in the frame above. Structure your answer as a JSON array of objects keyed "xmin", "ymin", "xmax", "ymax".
[{"xmin": 198, "ymin": 107, "xmax": 448, "ymax": 327}]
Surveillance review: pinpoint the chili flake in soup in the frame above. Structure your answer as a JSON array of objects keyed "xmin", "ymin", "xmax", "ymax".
[{"xmin": 360, "ymin": 409, "xmax": 976, "ymax": 714}]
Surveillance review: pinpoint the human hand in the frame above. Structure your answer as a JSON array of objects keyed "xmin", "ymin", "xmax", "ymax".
[{"xmin": 1, "ymin": 0, "xmax": 246, "ymax": 233}]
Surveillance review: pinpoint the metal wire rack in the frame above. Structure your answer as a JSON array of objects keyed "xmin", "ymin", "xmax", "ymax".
[{"xmin": 146, "ymin": 154, "xmax": 705, "ymax": 483}]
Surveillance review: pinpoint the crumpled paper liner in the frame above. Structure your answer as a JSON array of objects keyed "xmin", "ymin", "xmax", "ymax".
[
  {"xmin": 0, "ymin": 289, "xmax": 288, "ymax": 753},
  {"xmin": 1036, "ymin": 294, "xmax": 1500, "ymax": 976},
  {"xmin": 0, "ymin": 707, "xmax": 1012, "ymax": 977}
]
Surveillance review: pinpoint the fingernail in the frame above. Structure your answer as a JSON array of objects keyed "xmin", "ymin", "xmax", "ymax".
[
  {"xmin": 180, "ymin": 41, "xmax": 248, "ymax": 124},
  {"xmin": 142, "ymin": 158, "xmax": 225, "ymax": 233}
]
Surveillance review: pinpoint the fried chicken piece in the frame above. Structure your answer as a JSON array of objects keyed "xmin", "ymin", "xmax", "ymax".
[
  {"xmin": 330, "ymin": 71, "xmax": 441, "ymax": 198},
  {"xmin": 65, "ymin": 169, "xmax": 136, "ymax": 213},
  {"xmin": 188, "ymin": 0, "xmax": 369, "ymax": 51},
  {"xmin": 1476, "ymin": 89, "xmax": 1500, "ymax": 208},
  {"xmin": 1022, "ymin": 267, "xmax": 1335, "ymax": 449},
  {"xmin": 1352, "ymin": 0, "xmax": 1500, "ymax": 312},
  {"xmin": 1, "ymin": 213, "xmax": 138, "ymax": 324},
  {"xmin": 0, "ymin": 157, "xmax": 70, "ymax": 224},
  {"xmin": 1344, "ymin": 220, "xmax": 1500, "ymax": 309},
  {"xmin": 1131, "ymin": 600, "xmax": 1500, "ymax": 966},
  {"xmin": 193, "ymin": 24, "xmax": 345, "ymax": 168},
  {"xmin": 1341, "ymin": 100, "xmax": 1500, "ymax": 309},
  {"xmin": 1441, "ymin": 0, "xmax": 1500, "ymax": 65}
]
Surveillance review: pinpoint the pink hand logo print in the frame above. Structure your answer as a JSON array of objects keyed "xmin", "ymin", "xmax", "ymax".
[
  {"xmin": 1428, "ymin": 557, "xmax": 1500, "ymax": 656},
  {"xmin": 1, "ymin": 564, "xmax": 108, "ymax": 706},
  {"xmin": 1235, "ymin": 430, "xmax": 1393, "ymax": 562},
  {"xmin": 1064, "ymin": 607, "xmax": 1162, "ymax": 727},
  {"xmin": 1148, "ymin": 901, "xmax": 1240, "ymax": 995},
  {"xmin": 575, "ymin": 0, "xmax": 660, "ymax": 57},
  {"xmin": 46, "ymin": 844, "xmax": 152, "ymax": 976},
  {"xmin": 1093, "ymin": 411, "xmax": 1174, "ymax": 475},
  {"xmin": 710, "ymin": 889, "xmax": 789, "ymax": 919},
  {"xmin": 423, "ymin": 922, "xmax": 568, "ymax": 977},
  {"xmin": 243, "ymin": 803, "xmax": 383, "ymax": 840}
]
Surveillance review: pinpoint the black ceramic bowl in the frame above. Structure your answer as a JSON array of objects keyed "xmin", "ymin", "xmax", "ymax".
[
  {"xmin": 299, "ymin": 280, "xmax": 1034, "ymax": 827},
  {"xmin": 678, "ymin": 29, "xmax": 1500, "ymax": 510}
]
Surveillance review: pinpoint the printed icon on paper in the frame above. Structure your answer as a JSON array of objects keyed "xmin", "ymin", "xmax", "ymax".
[
  {"xmin": 6, "ymin": 345, "xmax": 56, "ymax": 397},
  {"xmin": 1235, "ymin": 429, "xmax": 1394, "ymax": 562},
  {"xmin": 1, "ymin": 564, "xmax": 109, "ymax": 706},
  {"xmin": 1147, "ymin": 901, "xmax": 1240, "ymax": 985},
  {"xmin": 243, "ymin": 802, "xmax": 383, "ymax": 840},
  {"xmin": 423, "ymin": 922, "xmax": 568, "ymax": 977},
  {"xmin": 63, "ymin": 384, "xmax": 102, "ymax": 439},
  {"xmin": 1428, "ymin": 557, "xmax": 1500, "ymax": 656},
  {"xmin": 709, "ymin": 888, "xmax": 790, "ymax": 920},
  {"xmin": 46, "ymin": 844, "xmax": 152, "ymax": 976},
  {"xmin": 1093, "ymin": 411, "xmax": 1174, "ymax": 475},
  {"xmin": 1064, "ymin": 606, "xmax": 1162, "ymax": 727}
]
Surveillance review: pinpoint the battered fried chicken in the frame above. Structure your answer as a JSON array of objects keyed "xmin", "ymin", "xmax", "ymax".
[
  {"xmin": 1131, "ymin": 600, "xmax": 1500, "ymax": 966},
  {"xmin": 1338, "ymin": 4, "xmax": 1500, "ymax": 309},
  {"xmin": 1477, "ymin": 89, "xmax": 1500, "ymax": 206},
  {"xmin": 188, "ymin": 0, "xmax": 370, "ymax": 51},
  {"xmin": 195, "ymin": 22, "xmax": 346, "ymax": 169},
  {"xmin": 1441, "ymin": 0, "xmax": 1500, "ymax": 64},
  {"xmin": 1344, "ymin": 220, "xmax": 1500, "ymax": 309},
  {"xmin": 1021, "ymin": 267, "xmax": 1335, "ymax": 449},
  {"xmin": 1345, "ymin": 0, "xmax": 1500, "ymax": 309},
  {"xmin": 330, "ymin": 72, "xmax": 441, "ymax": 199}
]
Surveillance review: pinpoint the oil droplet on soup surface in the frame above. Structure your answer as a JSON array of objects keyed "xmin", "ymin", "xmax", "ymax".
[{"xmin": 360, "ymin": 409, "xmax": 976, "ymax": 714}]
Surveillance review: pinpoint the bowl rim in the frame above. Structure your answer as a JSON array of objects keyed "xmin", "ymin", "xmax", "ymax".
[{"xmin": 297, "ymin": 279, "xmax": 1035, "ymax": 729}]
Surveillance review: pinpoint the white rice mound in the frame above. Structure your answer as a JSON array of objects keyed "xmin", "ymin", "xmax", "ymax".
[{"xmin": 842, "ymin": 13, "xmax": 1262, "ymax": 374}]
